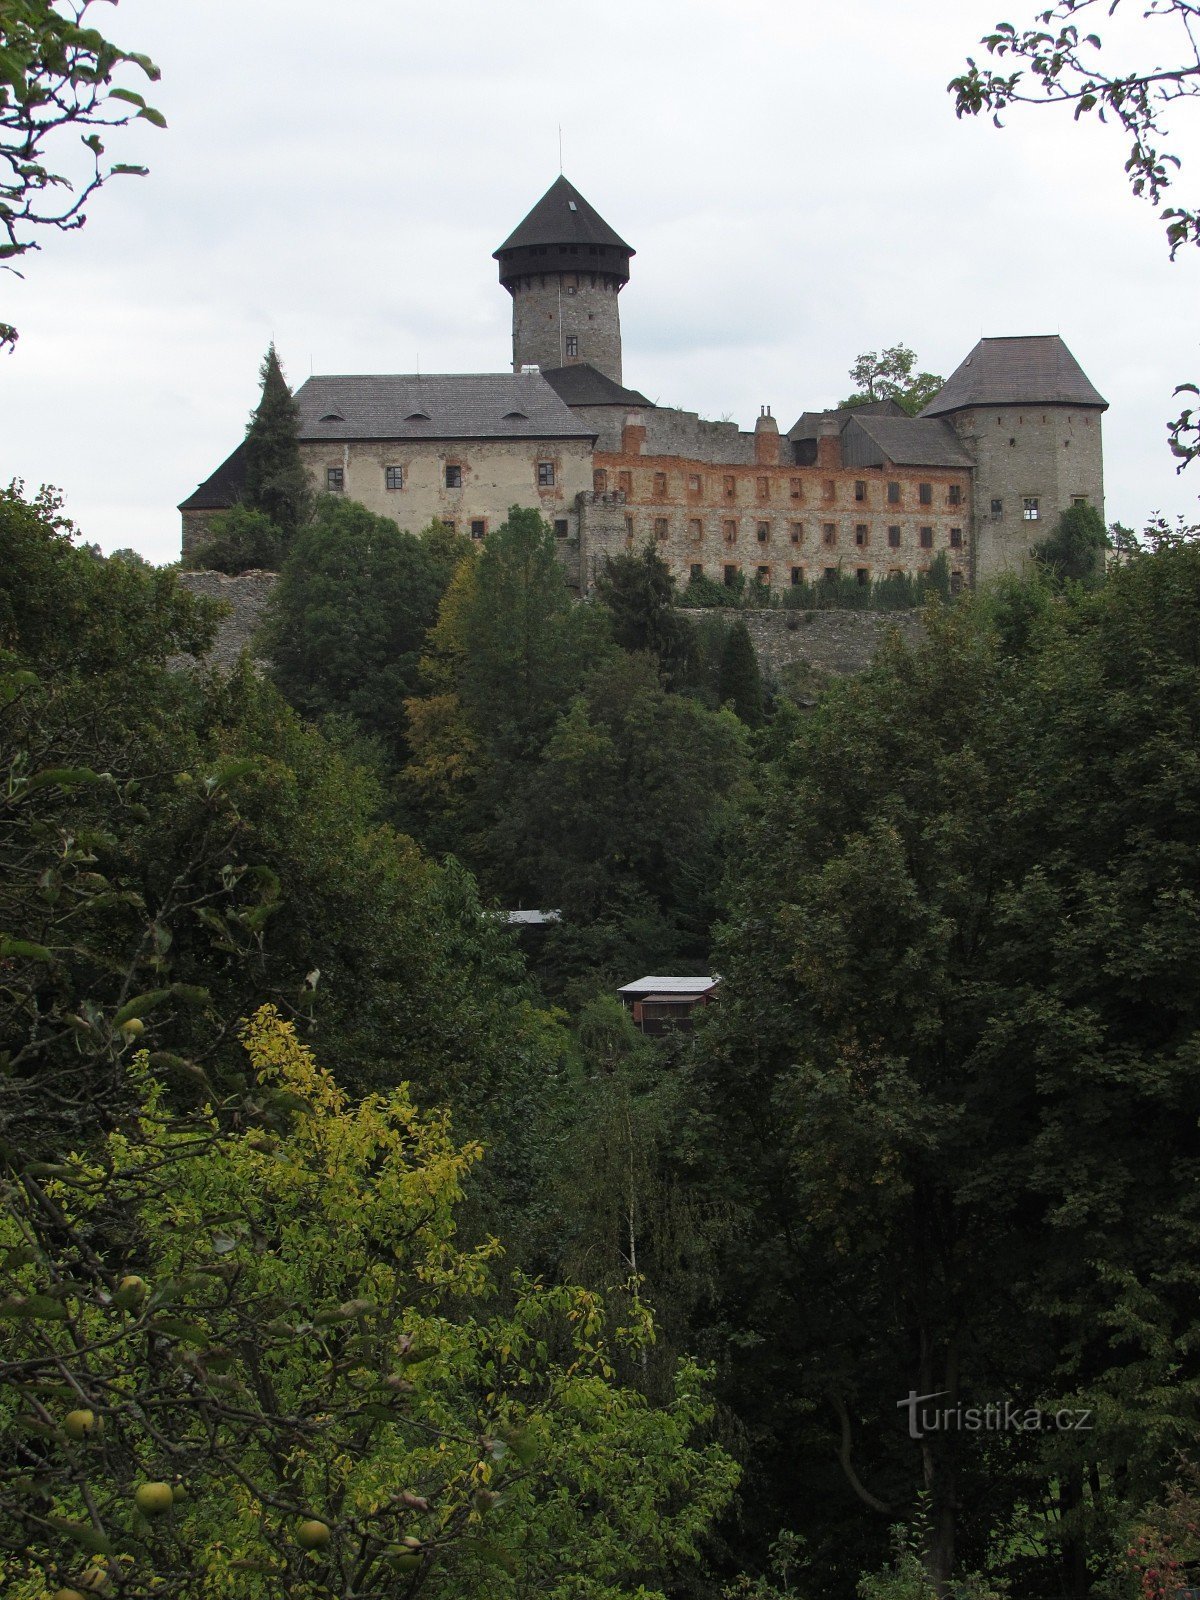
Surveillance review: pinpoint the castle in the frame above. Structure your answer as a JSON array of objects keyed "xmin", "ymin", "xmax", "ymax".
[{"xmin": 180, "ymin": 177, "xmax": 1107, "ymax": 593}]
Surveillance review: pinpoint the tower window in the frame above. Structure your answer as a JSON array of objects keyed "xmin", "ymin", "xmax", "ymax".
[
  {"xmin": 919, "ymin": 526, "xmax": 933, "ymax": 548},
  {"xmin": 326, "ymin": 467, "xmax": 344, "ymax": 493},
  {"xmin": 445, "ymin": 464, "xmax": 462, "ymax": 488},
  {"xmin": 538, "ymin": 461, "xmax": 556, "ymax": 487},
  {"xmin": 991, "ymin": 498, "xmax": 1004, "ymax": 518},
  {"xmin": 565, "ymin": 335, "xmax": 578, "ymax": 358},
  {"xmin": 385, "ymin": 466, "xmax": 404, "ymax": 491},
  {"xmin": 1023, "ymin": 497, "xmax": 1040, "ymax": 521}
]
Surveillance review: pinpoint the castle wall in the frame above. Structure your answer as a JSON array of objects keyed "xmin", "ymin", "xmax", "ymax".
[
  {"xmin": 948, "ymin": 405, "xmax": 1105, "ymax": 583},
  {"xmin": 297, "ymin": 436, "xmax": 594, "ymax": 545},
  {"xmin": 583, "ymin": 437, "xmax": 972, "ymax": 597},
  {"xmin": 510, "ymin": 275, "xmax": 624, "ymax": 383}
]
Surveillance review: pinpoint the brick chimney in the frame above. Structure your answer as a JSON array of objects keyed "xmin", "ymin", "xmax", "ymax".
[
  {"xmin": 754, "ymin": 405, "xmax": 780, "ymax": 466},
  {"xmin": 816, "ymin": 416, "xmax": 842, "ymax": 470},
  {"xmin": 622, "ymin": 411, "xmax": 646, "ymax": 455}
]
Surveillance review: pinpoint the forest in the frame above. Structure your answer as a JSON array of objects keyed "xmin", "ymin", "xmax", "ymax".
[
  {"xmin": 3, "ymin": 428, "xmax": 1200, "ymax": 1600},
  {"xmin": 5, "ymin": 0, "xmax": 1200, "ymax": 1596}
]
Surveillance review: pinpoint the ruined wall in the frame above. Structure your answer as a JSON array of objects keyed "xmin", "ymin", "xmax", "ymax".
[{"xmin": 173, "ymin": 569, "xmax": 278, "ymax": 671}]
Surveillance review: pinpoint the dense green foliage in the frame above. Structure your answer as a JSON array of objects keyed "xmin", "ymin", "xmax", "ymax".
[
  {"xmin": 182, "ymin": 504, "xmax": 284, "ymax": 574},
  {"xmin": 1034, "ymin": 500, "xmax": 1109, "ymax": 586},
  {"xmin": 593, "ymin": 543, "xmax": 696, "ymax": 688},
  {"xmin": 840, "ymin": 345, "xmax": 944, "ymax": 416}
]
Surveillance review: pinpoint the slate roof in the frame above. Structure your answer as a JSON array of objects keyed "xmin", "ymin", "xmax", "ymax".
[
  {"xmin": 494, "ymin": 175, "xmax": 633, "ymax": 257},
  {"xmin": 845, "ymin": 414, "xmax": 975, "ymax": 470},
  {"xmin": 293, "ymin": 372, "xmax": 595, "ymax": 442},
  {"xmin": 921, "ymin": 335, "xmax": 1107, "ymax": 416},
  {"xmin": 787, "ymin": 398, "xmax": 907, "ymax": 440},
  {"xmin": 540, "ymin": 363, "xmax": 653, "ymax": 409},
  {"xmin": 178, "ymin": 441, "xmax": 246, "ymax": 511}
]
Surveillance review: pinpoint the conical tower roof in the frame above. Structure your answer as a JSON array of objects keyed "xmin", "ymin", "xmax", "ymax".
[
  {"xmin": 921, "ymin": 335, "xmax": 1106, "ymax": 416},
  {"xmin": 494, "ymin": 175, "xmax": 634, "ymax": 257}
]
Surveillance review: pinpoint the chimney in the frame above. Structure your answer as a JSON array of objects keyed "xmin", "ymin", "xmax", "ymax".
[
  {"xmin": 817, "ymin": 415, "xmax": 841, "ymax": 470},
  {"xmin": 754, "ymin": 404, "xmax": 780, "ymax": 466},
  {"xmin": 622, "ymin": 410, "xmax": 646, "ymax": 455}
]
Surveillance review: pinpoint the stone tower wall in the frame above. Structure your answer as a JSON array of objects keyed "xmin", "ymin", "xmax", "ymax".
[
  {"xmin": 510, "ymin": 275, "xmax": 623, "ymax": 383},
  {"xmin": 950, "ymin": 404, "xmax": 1105, "ymax": 583}
]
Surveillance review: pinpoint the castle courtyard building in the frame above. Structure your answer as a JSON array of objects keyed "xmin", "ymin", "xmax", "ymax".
[{"xmin": 180, "ymin": 177, "xmax": 1107, "ymax": 594}]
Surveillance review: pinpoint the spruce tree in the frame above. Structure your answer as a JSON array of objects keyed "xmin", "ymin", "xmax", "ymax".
[
  {"xmin": 717, "ymin": 617, "xmax": 765, "ymax": 726},
  {"xmin": 243, "ymin": 342, "xmax": 311, "ymax": 541}
]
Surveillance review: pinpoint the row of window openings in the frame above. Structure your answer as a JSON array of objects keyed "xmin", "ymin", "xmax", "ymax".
[
  {"xmin": 431, "ymin": 517, "xmax": 570, "ymax": 540},
  {"xmin": 644, "ymin": 517, "xmax": 963, "ymax": 550},
  {"xmin": 326, "ymin": 462, "xmax": 557, "ymax": 493},
  {"xmin": 698, "ymin": 563, "xmax": 966, "ymax": 593},
  {"xmin": 618, "ymin": 471, "xmax": 964, "ymax": 507}
]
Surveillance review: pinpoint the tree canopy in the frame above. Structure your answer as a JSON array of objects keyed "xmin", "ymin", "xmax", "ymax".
[{"xmin": 840, "ymin": 345, "xmax": 944, "ymax": 416}]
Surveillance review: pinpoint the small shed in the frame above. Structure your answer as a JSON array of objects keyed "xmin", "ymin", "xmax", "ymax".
[{"xmin": 617, "ymin": 975, "xmax": 720, "ymax": 1036}]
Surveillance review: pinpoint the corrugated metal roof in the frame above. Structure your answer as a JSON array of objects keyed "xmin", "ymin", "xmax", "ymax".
[
  {"xmin": 293, "ymin": 372, "xmax": 595, "ymax": 442},
  {"xmin": 541, "ymin": 363, "xmax": 653, "ymax": 409},
  {"xmin": 618, "ymin": 976, "xmax": 720, "ymax": 996},
  {"xmin": 494, "ymin": 175, "xmax": 633, "ymax": 257},
  {"xmin": 843, "ymin": 414, "xmax": 975, "ymax": 470},
  {"xmin": 921, "ymin": 336, "xmax": 1107, "ymax": 416}
]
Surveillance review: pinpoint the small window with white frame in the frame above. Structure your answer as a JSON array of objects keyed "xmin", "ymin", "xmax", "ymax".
[
  {"xmin": 538, "ymin": 461, "xmax": 556, "ymax": 488},
  {"xmin": 326, "ymin": 466, "xmax": 344, "ymax": 493},
  {"xmin": 565, "ymin": 335, "xmax": 578, "ymax": 358},
  {"xmin": 1023, "ymin": 496, "xmax": 1040, "ymax": 521}
]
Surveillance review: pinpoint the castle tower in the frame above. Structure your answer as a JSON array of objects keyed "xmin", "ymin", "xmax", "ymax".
[
  {"xmin": 494, "ymin": 176, "xmax": 634, "ymax": 385},
  {"xmin": 922, "ymin": 336, "xmax": 1107, "ymax": 584}
]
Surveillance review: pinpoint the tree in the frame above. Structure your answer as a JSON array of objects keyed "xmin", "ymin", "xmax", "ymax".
[
  {"xmin": 717, "ymin": 618, "xmax": 765, "ymax": 726},
  {"xmin": 593, "ymin": 542, "xmax": 695, "ymax": 688},
  {"xmin": 263, "ymin": 499, "xmax": 454, "ymax": 765},
  {"xmin": 241, "ymin": 344, "xmax": 311, "ymax": 541},
  {"xmin": 181, "ymin": 505, "xmax": 283, "ymax": 574},
  {"xmin": 692, "ymin": 558, "xmax": 1200, "ymax": 1596},
  {"xmin": 0, "ymin": 1006, "xmax": 740, "ymax": 1600},
  {"xmin": 949, "ymin": 1, "xmax": 1200, "ymax": 464},
  {"xmin": 1, "ymin": 0, "xmax": 163, "ymax": 349},
  {"xmin": 840, "ymin": 346, "xmax": 945, "ymax": 416},
  {"xmin": 1033, "ymin": 499, "xmax": 1109, "ymax": 584}
]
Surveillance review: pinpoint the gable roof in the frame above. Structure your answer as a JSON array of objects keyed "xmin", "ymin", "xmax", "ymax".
[
  {"xmin": 843, "ymin": 414, "xmax": 975, "ymax": 470},
  {"xmin": 787, "ymin": 398, "xmax": 907, "ymax": 441},
  {"xmin": 494, "ymin": 175, "xmax": 633, "ymax": 257},
  {"xmin": 293, "ymin": 372, "xmax": 595, "ymax": 442},
  {"xmin": 179, "ymin": 440, "xmax": 246, "ymax": 511},
  {"xmin": 921, "ymin": 335, "xmax": 1107, "ymax": 416},
  {"xmin": 540, "ymin": 362, "xmax": 653, "ymax": 409},
  {"xmin": 618, "ymin": 976, "xmax": 720, "ymax": 997}
]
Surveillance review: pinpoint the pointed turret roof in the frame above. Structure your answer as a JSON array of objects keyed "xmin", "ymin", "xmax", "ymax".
[
  {"xmin": 494, "ymin": 175, "xmax": 633, "ymax": 257},
  {"xmin": 921, "ymin": 335, "xmax": 1107, "ymax": 416}
]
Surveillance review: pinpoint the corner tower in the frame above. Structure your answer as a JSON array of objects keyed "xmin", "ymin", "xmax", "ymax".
[
  {"xmin": 922, "ymin": 336, "xmax": 1107, "ymax": 583},
  {"xmin": 494, "ymin": 176, "xmax": 634, "ymax": 385}
]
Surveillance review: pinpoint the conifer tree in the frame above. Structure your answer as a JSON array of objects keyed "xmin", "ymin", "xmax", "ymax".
[
  {"xmin": 243, "ymin": 342, "xmax": 311, "ymax": 540},
  {"xmin": 717, "ymin": 617, "xmax": 765, "ymax": 726}
]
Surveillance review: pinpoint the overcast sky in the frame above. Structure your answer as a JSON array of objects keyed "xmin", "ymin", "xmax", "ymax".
[{"xmin": 3, "ymin": 0, "xmax": 1199, "ymax": 563}]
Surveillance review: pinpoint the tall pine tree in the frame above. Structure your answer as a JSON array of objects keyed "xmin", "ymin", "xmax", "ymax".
[
  {"xmin": 243, "ymin": 342, "xmax": 311, "ymax": 541},
  {"xmin": 717, "ymin": 617, "xmax": 765, "ymax": 726}
]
